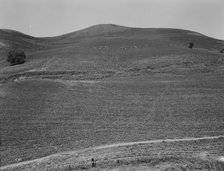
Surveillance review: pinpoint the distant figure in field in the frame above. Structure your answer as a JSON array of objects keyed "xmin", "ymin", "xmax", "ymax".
[
  {"xmin": 189, "ymin": 42, "xmax": 194, "ymax": 49},
  {"xmin": 92, "ymin": 158, "xmax": 96, "ymax": 167}
]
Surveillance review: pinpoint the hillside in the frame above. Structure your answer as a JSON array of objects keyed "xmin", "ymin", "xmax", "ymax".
[
  {"xmin": 0, "ymin": 24, "xmax": 224, "ymax": 80},
  {"xmin": 0, "ymin": 24, "xmax": 224, "ymax": 168}
]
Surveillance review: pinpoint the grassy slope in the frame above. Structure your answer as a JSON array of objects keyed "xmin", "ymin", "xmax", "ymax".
[
  {"xmin": 1, "ymin": 137, "xmax": 224, "ymax": 170},
  {"xmin": 1, "ymin": 74, "xmax": 224, "ymax": 166},
  {"xmin": 1, "ymin": 24, "xmax": 224, "ymax": 76},
  {"xmin": 0, "ymin": 24, "xmax": 224, "ymax": 166}
]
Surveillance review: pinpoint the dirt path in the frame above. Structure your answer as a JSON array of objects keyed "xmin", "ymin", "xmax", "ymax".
[
  {"xmin": 1, "ymin": 135, "xmax": 223, "ymax": 170},
  {"xmin": 94, "ymin": 135, "xmax": 224, "ymax": 150}
]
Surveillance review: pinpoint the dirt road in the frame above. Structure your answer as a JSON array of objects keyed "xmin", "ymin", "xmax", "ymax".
[{"xmin": 1, "ymin": 135, "xmax": 223, "ymax": 170}]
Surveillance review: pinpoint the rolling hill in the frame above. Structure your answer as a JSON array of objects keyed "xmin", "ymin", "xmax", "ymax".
[
  {"xmin": 0, "ymin": 24, "xmax": 224, "ymax": 168},
  {"xmin": 1, "ymin": 24, "xmax": 224, "ymax": 79}
]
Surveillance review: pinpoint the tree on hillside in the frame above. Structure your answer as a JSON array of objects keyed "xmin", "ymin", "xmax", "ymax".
[
  {"xmin": 188, "ymin": 42, "xmax": 194, "ymax": 49},
  {"xmin": 7, "ymin": 49, "xmax": 26, "ymax": 65}
]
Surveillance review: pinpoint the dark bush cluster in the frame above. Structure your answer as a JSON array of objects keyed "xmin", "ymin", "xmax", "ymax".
[
  {"xmin": 220, "ymin": 49, "xmax": 224, "ymax": 53},
  {"xmin": 7, "ymin": 49, "xmax": 26, "ymax": 65}
]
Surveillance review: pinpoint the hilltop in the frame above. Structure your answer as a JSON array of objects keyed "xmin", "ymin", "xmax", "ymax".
[{"xmin": 0, "ymin": 24, "xmax": 223, "ymax": 81}]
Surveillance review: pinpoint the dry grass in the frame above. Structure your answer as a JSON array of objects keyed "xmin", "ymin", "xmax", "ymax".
[
  {"xmin": 1, "ymin": 73, "xmax": 224, "ymax": 166},
  {"xmin": 0, "ymin": 25, "xmax": 224, "ymax": 168},
  {"xmin": 1, "ymin": 137, "xmax": 223, "ymax": 170}
]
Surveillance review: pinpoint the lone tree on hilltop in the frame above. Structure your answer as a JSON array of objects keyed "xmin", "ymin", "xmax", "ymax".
[
  {"xmin": 188, "ymin": 42, "xmax": 194, "ymax": 49},
  {"xmin": 7, "ymin": 49, "xmax": 26, "ymax": 65}
]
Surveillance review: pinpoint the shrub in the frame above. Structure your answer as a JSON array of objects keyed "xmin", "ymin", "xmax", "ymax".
[
  {"xmin": 220, "ymin": 49, "xmax": 224, "ymax": 53},
  {"xmin": 188, "ymin": 42, "xmax": 194, "ymax": 49},
  {"xmin": 7, "ymin": 49, "xmax": 26, "ymax": 65}
]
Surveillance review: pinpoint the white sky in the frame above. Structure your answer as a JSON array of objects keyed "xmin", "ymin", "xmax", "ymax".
[{"xmin": 0, "ymin": 0, "xmax": 223, "ymax": 39}]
